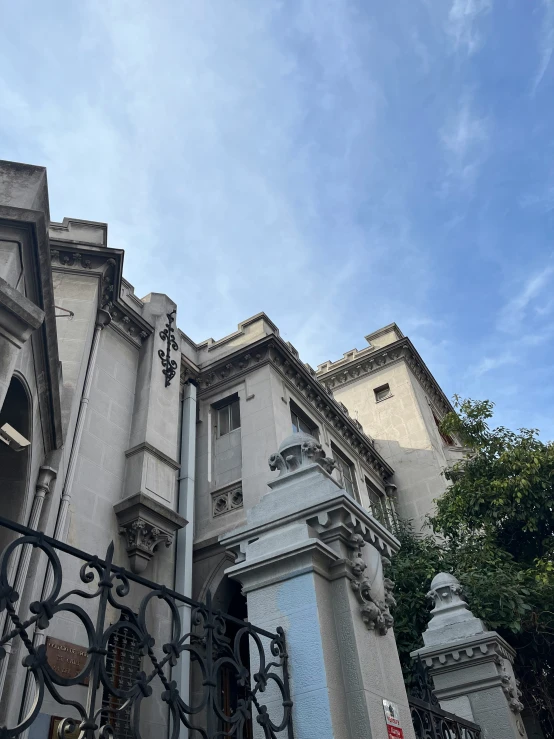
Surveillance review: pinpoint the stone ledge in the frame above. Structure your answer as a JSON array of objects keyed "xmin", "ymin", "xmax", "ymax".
[
  {"xmin": 0, "ymin": 276, "xmax": 44, "ymax": 347},
  {"xmin": 124, "ymin": 441, "xmax": 180, "ymax": 470}
]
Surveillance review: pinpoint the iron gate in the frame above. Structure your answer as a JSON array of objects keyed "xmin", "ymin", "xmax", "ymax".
[
  {"xmin": 0, "ymin": 515, "xmax": 294, "ymax": 739},
  {"xmin": 409, "ymin": 657, "xmax": 482, "ymax": 739}
]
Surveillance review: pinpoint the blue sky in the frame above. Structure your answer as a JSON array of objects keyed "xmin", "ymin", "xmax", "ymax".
[{"xmin": 1, "ymin": 1, "xmax": 554, "ymax": 437}]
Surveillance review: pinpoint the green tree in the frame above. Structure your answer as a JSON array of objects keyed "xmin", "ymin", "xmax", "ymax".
[{"xmin": 389, "ymin": 397, "xmax": 554, "ymax": 736}]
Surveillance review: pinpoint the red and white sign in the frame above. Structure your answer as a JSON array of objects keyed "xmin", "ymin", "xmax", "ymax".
[
  {"xmin": 387, "ymin": 726, "xmax": 404, "ymax": 739},
  {"xmin": 383, "ymin": 700, "xmax": 404, "ymax": 739}
]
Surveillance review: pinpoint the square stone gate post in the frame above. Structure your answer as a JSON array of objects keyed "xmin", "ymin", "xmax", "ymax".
[
  {"xmin": 221, "ymin": 432, "xmax": 415, "ymax": 739},
  {"xmin": 412, "ymin": 572, "xmax": 528, "ymax": 739}
]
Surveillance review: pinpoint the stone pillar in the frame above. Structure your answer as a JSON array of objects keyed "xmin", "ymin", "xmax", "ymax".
[
  {"xmin": 221, "ymin": 431, "xmax": 415, "ymax": 739},
  {"xmin": 412, "ymin": 572, "xmax": 528, "ymax": 739},
  {"xmin": 116, "ymin": 293, "xmax": 186, "ymax": 573}
]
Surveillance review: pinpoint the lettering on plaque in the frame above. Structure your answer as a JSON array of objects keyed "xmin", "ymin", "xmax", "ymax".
[{"xmin": 45, "ymin": 637, "xmax": 89, "ymax": 685}]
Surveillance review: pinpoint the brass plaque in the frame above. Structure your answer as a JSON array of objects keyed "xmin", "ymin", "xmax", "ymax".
[
  {"xmin": 49, "ymin": 716, "xmax": 81, "ymax": 739},
  {"xmin": 45, "ymin": 637, "xmax": 88, "ymax": 683}
]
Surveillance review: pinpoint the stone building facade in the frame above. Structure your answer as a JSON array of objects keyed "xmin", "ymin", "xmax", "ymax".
[{"xmin": 0, "ymin": 159, "xmax": 474, "ymax": 739}]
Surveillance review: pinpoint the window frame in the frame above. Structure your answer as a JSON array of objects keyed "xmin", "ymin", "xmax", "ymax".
[
  {"xmin": 290, "ymin": 401, "xmax": 319, "ymax": 439},
  {"xmin": 214, "ymin": 394, "xmax": 241, "ymax": 438},
  {"xmin": 365, "ymin": 477, "xmax": 390, "ymax": 527},
  {"xmin": 374, "ymin": 383, "xmax": 392, "ymax": 403},
  {"xmin": 331, "ymin": 443, "xmax": 359, "ymax": 501}
]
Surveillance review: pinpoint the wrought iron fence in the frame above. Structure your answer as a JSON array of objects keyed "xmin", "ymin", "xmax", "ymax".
[
  {"xmin": 0, "ymin": 515, "xmax": 294, "ymax": 739},
  {"xmin": 409, "ymin": 657, "xmax": 481, "ymax": 739}
]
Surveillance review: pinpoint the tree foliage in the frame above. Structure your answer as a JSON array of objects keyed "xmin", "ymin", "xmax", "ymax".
[{"xmin": 389, "ymin": 397, "xmax": 554, "ymax": 736}]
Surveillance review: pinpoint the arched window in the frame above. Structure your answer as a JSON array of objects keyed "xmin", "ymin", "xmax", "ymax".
[{"xmin": 0, "ymin": 375, "xmax": 31, "ymax": 550}]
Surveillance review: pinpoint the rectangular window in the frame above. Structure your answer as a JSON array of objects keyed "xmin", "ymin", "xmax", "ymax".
[
  {"xmin": 290, "ymin": 402, "xmax": 319, "ymax": 439},
  {"xmin": 102, "ymin": 614, "xmax": 142, "ymax": 739},
  {"xmin": 216, "ymin": 397, "xmax": 241, "ymax": 437},
  {"xmin": 332, "ymin": 444, "xmax": 359, "ymax": 500},
  {"xmin": 365, "ymin": 478, "xmax": 389, "ymax": 528},
  {"xmin": 374, "ymin": 384, "xmax": 392, "ymax": 402}
]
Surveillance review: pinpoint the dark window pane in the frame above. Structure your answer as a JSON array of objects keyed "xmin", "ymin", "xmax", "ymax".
[
  {"xmin": 374, "ymin": 384, "xmax": 391, "ymax": 402},
  {"xmin": 291, "ymin": 412, "xmax": 300, "ymax": 434},
  {"xmin": 219, "ymin": 406, "xmax": 230, "ymax": 436},
  {"xmin": 290, "ymin": 406, "xmax": 318, "ymax": 438},
  {"xmin": 333, "ymin": 446, "xmax": 358, "ymax": 500},
  {"xmin": 230, "ymin": 399, "xmax": 241, "ymax": 431}
]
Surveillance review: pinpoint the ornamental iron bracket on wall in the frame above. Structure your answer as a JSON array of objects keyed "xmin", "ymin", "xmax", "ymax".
[{"xmin": 159, "ymin": 309, "xmax": 178, "ymax": 387}]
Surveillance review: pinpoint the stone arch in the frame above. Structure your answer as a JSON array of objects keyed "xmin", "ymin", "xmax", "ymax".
[
  {"xmin": 191, "ymin": 550, "xmax": 250, "ymax": 736},
  {"xmin": 197, "ymin": 551, "xmax": 238, "ymax": 611}
]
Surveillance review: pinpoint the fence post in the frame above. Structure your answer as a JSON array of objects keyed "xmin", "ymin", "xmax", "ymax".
[
  {"xmin": 411, "ymin": 572, "xmax": 528, "ymax": 739},
  {"xmin": 221, "ymin": 432, "xmax": 416, "ymax": 739}
]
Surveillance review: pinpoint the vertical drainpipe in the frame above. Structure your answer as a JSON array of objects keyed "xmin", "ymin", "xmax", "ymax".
[
  {"xmin": 0, "ymin": 463, "xmax": 58, "ymax": 694},
  {"xmin": 174, "ymin": 379, "xmax": 197, "ymax": 739},
  {"xmin": 17, "ymin": 307, "xmax": 111, "ymax": 733}
]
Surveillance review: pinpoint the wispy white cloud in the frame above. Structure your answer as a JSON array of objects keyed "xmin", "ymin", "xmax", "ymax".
[
  {"xmin": 471, "ymin": 352, "xmax": 517, "ymax": 377},
  {"xmin": 446, "ymin": 0, "xmax": 492, "ymax": 55},
  {"xmin": 497, "ymin": 266, "xmax": 554, "ymax": 332},
  {"xmin": 520, "ymin": 183, "xmax": 554, "ymax": 213},
  {"xmin": 440, "ymin": 94, "xmax": 490, "ymax": 191},
  {"xmin": 532, "ymin": 0, "xmax": 554, "ymax": 94}
]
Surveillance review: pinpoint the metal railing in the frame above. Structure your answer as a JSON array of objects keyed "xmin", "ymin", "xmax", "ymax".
[
  {"xmin": 0, "ymin": 515, "xmax": 294, "ymax": 739},
  {"xmin": 409, "ymin": 657, "xmax": 481, "ymax": 739}
]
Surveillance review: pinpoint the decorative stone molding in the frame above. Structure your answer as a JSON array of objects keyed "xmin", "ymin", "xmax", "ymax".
[
  {"xmin": 423, "ymin": 572, "xmax": 487, "ymax": 646},
  {"xmin": 120, "ymin": 518, "xmax": 172, "ymax": 568},
  {"xmin": 50, "ymin": 245, "xmax": 152, "ymax": 347},
  {"xmin": 51, "ymin": 249, "xmax": 92, "ymax": 269},
  {"xmin": 268, "ymin": 431, "xmax": 336, "ymax": 477},
  {"xmin": 316, "ymin": 339, "xmax": 452, "ymax": 418},
  {"xmin": 114, "ymin": 492, "xmax": 187, "ymax": 574},
  {"xmin": 346, "ymin": 533, "xmax": 395, "ymax": 634},
  {"xmin": 500, "ymin": 663, "xmax": 524, "ymax": 714},
  {"xmin": 212, "ymin": 484, "xmax": 243, "ymax": 517},
  {"xmin": 306, "ymin": 501, "xmax": 398, "ymax": 559},
  {"xmin": 196, "ymin": 335, "xmax": 393, "ymax": 481}
]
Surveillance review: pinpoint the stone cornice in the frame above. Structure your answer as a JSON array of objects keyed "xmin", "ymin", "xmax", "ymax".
[
  {"xmin": 49, "ymin": 243, "xmax": 153, "ymax": 348},
  {"xmin": 414, "ymin": 631, "xmax": 516, "ymax": 670},
  {"xmin": 196, "ymin": 334, "xmax": 394, "ymax": 481},
  {"xmin": 316, "ymin": 338, "xmax": 453, "ymax": 418},
  {"xmin": 222, "ymin": 486, "xmax": 400, "ymax": 558},
  {"xmin": 124, "ymin": 441, "xmax": 180, "ymax": 470}
]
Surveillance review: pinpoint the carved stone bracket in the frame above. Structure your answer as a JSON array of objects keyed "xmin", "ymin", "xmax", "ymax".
[
  {"xmin": 346, "ymin": 533, "xmax": 394, "ymax": 634},
  {"xmin": 114, "ymin": 492, "xmax": 187, "ymax": 573},
  {"xmin": 500, "ymin": 662, "xmax": 524, "ymax": 714},
  {"xmin": 51, "ymin": 249, "xmax": 92, "ymax": 269},
  {"xmin": 119, "ymin": 518, "xmax": 172, "ymax": 571},
  {"xmin": 268, "ymin": 432, "xmax": 336, "ymax": 477}
]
